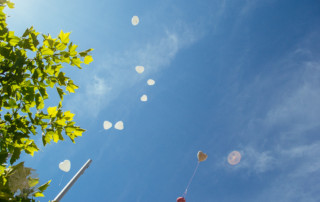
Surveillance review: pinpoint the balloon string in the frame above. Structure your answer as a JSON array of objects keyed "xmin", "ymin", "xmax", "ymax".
[
  {"xmin": 183, "ymin": 161, "xmax": 200, "ymax": 197},
  {"xmin": 59, "ymin": 174, "xmax": 64, "ymax": 186}
]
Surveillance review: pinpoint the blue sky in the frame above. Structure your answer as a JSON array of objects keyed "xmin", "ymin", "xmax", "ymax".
[{"xmin": 5, "ymin": 0, "xmax": 320, "ymax": 201}]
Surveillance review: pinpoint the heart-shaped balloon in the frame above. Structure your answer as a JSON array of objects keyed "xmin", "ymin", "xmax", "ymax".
[
  {"xmin": 140, "ymin": 94, "xmax": 148, "ymax": 102},
  {"xmin": 103, "ymin": 121, "xmax": 112, "ymax": 130},
  {"xmin": 131, "ymin": 16, "xmax": 139, "ymax": 26},
  {"xmin": 197, "ymin": 151, "xmax": 208, "ymax": 162},
  {"xmin": 114, "ymin": 121, "xmax": 124, "ymax": 130},
  {"xmin": 147, "ymin": 79, "xmax": 155, "ymax": 86},
  {"xmin": 59, "ymin": 160, "xmax": 71, "ymax": 172},
  {"xmin": 135, "ymin": 66, "xmax": 144, "ymax": 74}
]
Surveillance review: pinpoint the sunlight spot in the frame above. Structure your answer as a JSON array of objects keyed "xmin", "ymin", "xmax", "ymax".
[
  {"xmin": 140, "ymin": 94, "xmax": 148, "ymax": 102},
  {"xmin": 131, "ymin": 16, "xmax": 139, "ymax": 26},
  {"xmin": 103, "ymin": 121, "xmax": 112, "ymax": 130},
  {"xmin": 147, "ymin": 79, "xmax": 155, "ymax": 86},
  {"xmin": 228, "ymin": 151, "xmax": 241, "ymax": 165},
  {"xmin": 114, "ymin": 121, "xmax": 124, "ymax": 130},
  {"xmin": 135, "ymin": 65, "xmax": 144, "ymax": 74}
]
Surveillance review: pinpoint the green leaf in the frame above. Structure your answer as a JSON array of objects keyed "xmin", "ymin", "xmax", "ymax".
[
  {"xmin": 30, "ymin": 28, "xmax": 40, "ymax": 47},
  {"xmin": 46, "ymin": 65, "xmax": 55, "ymax": 75},
  {"xmin": 58, "ymin": 30, "xmax": 70, "ymax": 44},
  {"xmin": 28, "ymin": 177, "xmax": 39, "ymax": 187},
  {"xmin": 71, "ymin": 57, "xmax": 82, "ymax": 68},
  {"xmin": 30, "ymin": 125, "xmax": 36, "ymax": 135},
  {"xmin": 58, "ymin": 101, "xmax": 63, "ymax": 109},
  {"xmin": 66, "ymin": 80, "xmax": 78, "ymax": 93},
  {"xmin": 34, "ymin": 192, "xmax": 44, "ymax": 197},
  {"xmin": 46, "ymin": 38, "xmax": 55, "ymax": 47},
  {"xmin": 84, "ymin": 55, "xmax": 93, "ymax": 64},
  {"xmin": 0, "ymin": 152, "xmax": 8, "ymax": 165},
  {"xmin": 8, "ymin": 31, "xmax": 19, "ymax": 46},
  {"xmin": 42, "ymin": 135, "xmax": 47, "ymax": 146},
  {"xmin": 79, "ymin": 48, "xmax": 94, "ymax": 57},
  {"xmin": 41, "ymin": 47, "xmax": 54, "ymax": 56},
  {"xmin": 0, "ymin": 165, "xmax": 6, "ymax": 175},
  {"xmin": 64, "ymin": 111, "xmax": 74, "ymax": 121},
  {"xmin": 7, "ymin": 1, "xmax": 15, "ymax": 8},
  {"xmin": 37, "ymin": 180, "xmax": 51, "ymax": 192},
  {"xmin": 7, "ymin": 98, "xmax": 18, "ymax": 109},
  {"xmin": 47, "ymin": 106, "xmax": 58, "ymax": 117},
  {"xmin": 69, "ymin": 43, "xmax": 78, "ymax": 56},
  {"xmin": 56, "ymin": 87, "xmax": 65, "ymax": 100},
  {"xmin": 56, "ymin": 43, "xmax": 67, "ymax": 51},
  {"xmin": 66, "ymin": 126, "xmax": 85, "ymax": 143},
  {"xmin": 74, "ymin": 128, "xmax": 85, "ymax": 136},
  {"xmin": 39, "ymin": 87, "xmax": 49, "ymax": 99},
  {"xmin": 53, "ymin": 64, "xmax": 63, "ymax": 76},
  {"xmin": 9, "ymin": 36, "xmax": 19, "ymax": 46},
  {"xmin": 0, "ymin": 12, "xmax": 92, "ymax": 200},
  {"xmin": 35, "ymin": 93, "xmax": 45, "ymax": 109},
  {"xmin": 66, "ymin": 84, "xmax": 78, "ymax": 93},
  {"xmin": 52, "ymin": 131, "xmax": 59, "ymax": 143},
  {"xmin": 47, "ymin": 79, "xmax": 56, "ymax": 88},
  {"xmin": 25, "ymin": 142, "xmax": 39, "ymax": 156},
  {"xmin": 56, "ymin": 118, "xmax": 66, "ymax": 126},
  {"xmin": 57, "ymin": 72, "xmax": 67, "ymax": 85},
  {"xmin": 43, "ymin": 131, "xmax": 54, "ymax": 145},
  {"xmin": 10, "ymin": 148, "xmax": 21, "ymax": 164}
]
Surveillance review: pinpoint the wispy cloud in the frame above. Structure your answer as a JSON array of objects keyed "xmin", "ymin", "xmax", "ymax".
[
  {"xmin": 66, "ymin": 24, "xmax": 202, "ymax": 118},
  {"xmin": 239, "ymin": 0, "xmax": 277, "ymax": 16},
  {"xmin": 235, "ymin": 147, "xmax": 274, "ymax": 174},
  {"xmin": 232, "ymin": 31, "xmax": 320, "ymax": 201},
  {"xmin": 251, "ymin": 141, "xmax": 320, "ymax": 202}
]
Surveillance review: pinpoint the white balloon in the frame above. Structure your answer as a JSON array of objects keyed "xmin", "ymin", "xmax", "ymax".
[
  {"xmin": 59, "ymin": 160, "xmax": 71, "ymax": 172},
  {"xmin": 228, "ymin": 151, "xmax": 241, "ymax": 165},
  {"xmin": 103, "ymin": 121, "xmax": 112, "ymax": 130},
  {"xmin": 131, "ymin": 16, "xmax": 139, "ymax": 26},
  {"xmin": 147, "ymin": 79, "xmax": 155, "ymax": 86},
  {"xmin": 135, "ymin": 66, "xmax": 144, "ymax": 74},
  {"xmin": 140, "ymin": 94, "xmax": 148, "ymax": 102},
  {"xmin": 114, "ymin": 121, "xmax": 124, "ymax": 130}
]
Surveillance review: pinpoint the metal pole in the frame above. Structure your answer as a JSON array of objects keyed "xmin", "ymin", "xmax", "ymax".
[{"xmin": 53, "ymin": 159, "xmax": 92, "ymax": 202}]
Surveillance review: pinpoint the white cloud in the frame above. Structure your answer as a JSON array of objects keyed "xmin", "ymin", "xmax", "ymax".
[
  {"xmin": 66, "ymin": 24, "xmax": 201, "ymax": 117},
  {"xmin": 221, "ymin": 141, "xmax": 320, "ymax": 202},
  {"xmin": 280, "ymin": 142, "xmax": 320, "ymax": 177},
  {"xmin": 86, "ymin": 76, "xmax": 111, "ymax": 96},
  {"xmin": 264, "ymin": 61, "xmax": 320, "ymax": 135},
  {"xmin": 236, "ymin": 141, "xmax": 320, "ymax": 175},
  {"xmin": 239, "ymin": 0, "xmax": 277, "ymax": 16},
  {"xmin": 65, "ymin": 75, "xmax": 112, "ymax": 117},
  {"xmin": 223, "ymin": 30, "xmax": 320, "ymax": 201},
  {"xmin": 244, "ymin": 148, "xmax": 274, "ymax": 173},
  {"xmin": 239, "ymin": 46, "xmax": 320, "ymax": 140},
  {"xmin": 225, "ymin": 147, "xmax": 274, "ymax": 174},
  {"xmin": 251, "ymin": 142, "xmax": 320, "ymax": 202}
]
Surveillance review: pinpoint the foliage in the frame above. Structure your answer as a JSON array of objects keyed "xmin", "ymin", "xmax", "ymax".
[
  {"xmin": 0, "ymin": 0, "xmax": 93, "ymax": 200},
  {"xmin": 1, "ymin": 162, "xmax": 51, "ymax": 201}
]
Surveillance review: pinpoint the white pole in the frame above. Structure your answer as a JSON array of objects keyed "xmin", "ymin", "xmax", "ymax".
[{"xmin": 53, "ymin": 159, "xmax": 92, "ymax": 202}]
